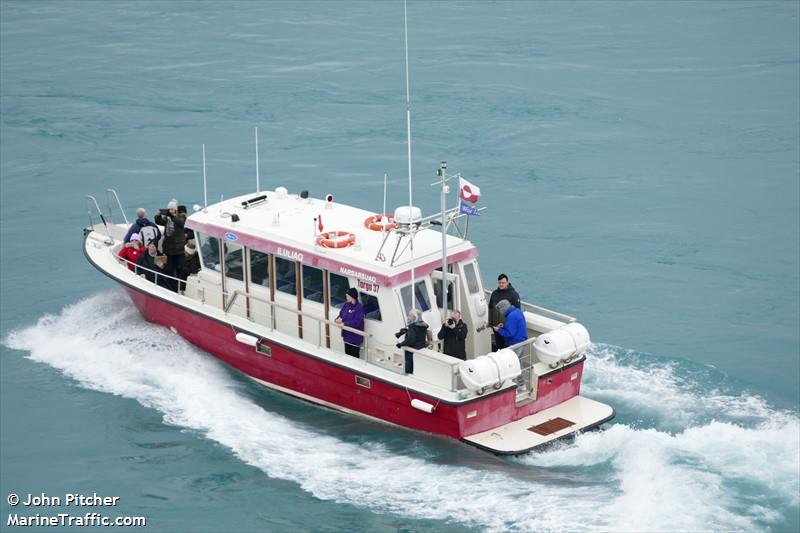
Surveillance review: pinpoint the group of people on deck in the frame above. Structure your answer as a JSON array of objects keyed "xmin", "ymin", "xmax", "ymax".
[
  {"xmin": 333, "ymin": 272, "xmax": 527, "ymax": 377},
  {"xmin": 117, "ymin": 200, "xmax": 200, "ymax": 292}
]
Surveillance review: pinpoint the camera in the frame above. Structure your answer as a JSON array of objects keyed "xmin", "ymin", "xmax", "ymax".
[
  {"xmin": 159, "ymin": 208, "xmax": 170, "ymax": 215},
  {"xmin": 447, "ymin": 318, "xmax": 454, "ymax": 326},
  {"xmin": 394, "ymin": 328, "xmax": 408, "ymax": 339}
]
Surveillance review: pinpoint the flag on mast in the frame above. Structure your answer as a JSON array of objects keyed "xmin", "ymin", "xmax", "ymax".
[{"xmin": 458, "ymin": 177, "xmax": 481, "ymax": 216}]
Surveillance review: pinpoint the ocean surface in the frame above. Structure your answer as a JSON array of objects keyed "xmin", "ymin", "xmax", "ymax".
[{"xmin": 1, "ymin": 1, "xmax": 798, "ymax": 531}]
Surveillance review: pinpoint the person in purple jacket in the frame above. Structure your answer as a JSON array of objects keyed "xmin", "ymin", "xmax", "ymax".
[{"xmin": 335, "ymin": 287, "xmax": 365, "ymax": 358}]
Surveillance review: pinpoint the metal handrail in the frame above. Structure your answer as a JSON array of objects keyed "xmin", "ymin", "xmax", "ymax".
[
  {"xmin": 115, "ymin": 251, "xmax": 463, "ymax": 392},
  {"xmin": 226, "ymin": 289, "xmax": 372, "ymax": 356},
  {"xmin": 106, "ymin": 189, "xmax": 129, "ymax": 226},
  {"xmin": 224, "ymin": 289, "xmax": 372, "ymax": 347},
  {"xmin": 86, "ymin": 195, "xmax": 114, "ymax": 243},
  {"xmin": 484, "ymin": 289, "xmax": 575, "ymax": 323},
  {"xmin": 115, "ymin": 252, "xmax": 204, "ymax": 291}
]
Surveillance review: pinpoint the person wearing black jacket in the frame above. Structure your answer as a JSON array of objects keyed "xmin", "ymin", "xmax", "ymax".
[
  {"xmin": 489, "ymin": 273, "xmax": 521, "ymax": 350},
  {"xmin": 178, "ymin": 243, "xmax": 201, "ymax": 292},
  {"xmin": 136, "ymin": 241, "xmax": 167, "ymax": 288},
  {"xmin": 437, "ymin": 310, "xmax": 468, "ymax": 360},
  {"xmin": 155, "ymin": 199, "xmax": 187, "ymax": 292},
  {"xmin": 396, "ymin": 309, "xmax": 429, "ymax": 374}
]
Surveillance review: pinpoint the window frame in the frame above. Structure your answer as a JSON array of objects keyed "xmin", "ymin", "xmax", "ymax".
[{"xmin": 274, "ymin": 256, "xmax": 297, "ymax": 296}]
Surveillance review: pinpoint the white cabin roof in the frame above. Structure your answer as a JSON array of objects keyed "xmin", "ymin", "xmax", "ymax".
[{"xmin": 186, "ymin": 189, "xmax": 478, "ymax": 287}]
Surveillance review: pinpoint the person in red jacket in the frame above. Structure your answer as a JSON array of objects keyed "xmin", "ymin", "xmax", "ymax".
[{"xmin": 118, "ymin": 233, "xmax": 144, "ymax": 271}]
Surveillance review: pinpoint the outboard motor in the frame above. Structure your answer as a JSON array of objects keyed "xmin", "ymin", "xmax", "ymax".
[{"xmin": 533, "ymin": 322, "xmax": 591, "ymax": 367}]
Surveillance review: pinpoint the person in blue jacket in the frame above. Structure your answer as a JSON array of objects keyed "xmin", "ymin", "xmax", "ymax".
[
  {"xmin": 492, "ymin": 299, "xmax": 527, "ymax": 355},
  {"xmin": 335, "ymin": 287, "xmax": 365, "ymax": 358},
  {"xmin": 123, "ymin": 208, "xmax": 161, "ymax": 245}
]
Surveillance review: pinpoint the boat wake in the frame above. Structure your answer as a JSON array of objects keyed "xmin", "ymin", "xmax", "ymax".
[{"xmin": 5, "ymin": 291, "xmax": 798, "ymax": 532}]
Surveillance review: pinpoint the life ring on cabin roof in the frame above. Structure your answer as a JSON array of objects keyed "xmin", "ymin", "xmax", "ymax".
[
  {"xmin": 316, "ymin": 231, "xmax": 356, "ymax": 249},
  {"xmin": 364, "ymin": 213, "xmax": 397, "ymax": 232}
]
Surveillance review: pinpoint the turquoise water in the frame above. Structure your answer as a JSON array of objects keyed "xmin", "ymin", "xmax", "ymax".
[{"xmin": 1, "ymin": 1, "xmax": 798, "ymax": 531}]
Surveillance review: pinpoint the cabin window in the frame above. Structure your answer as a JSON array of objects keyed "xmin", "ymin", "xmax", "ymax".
[
  {"xmin": 361, "ymin": 293, "xmax": 382, "ymax": 321},
  {"xmin": 302, "ymin": 265, "xmax": 324, "ymax": 303},
  {"xmin": 198, "ymin": 233, "xmax": 221, "ymax": 273},
  {"xmin": 250, "ymin": 250, "xmax": 270, "ymax": 287},
  {"xmin": 274, "ymin": 257, "xmax": 296, "ymax": 295},
  {"xmin": 433, "ymin": 278, "xmax": 455, "ymax": 309},
  {"xmin": 463, "ymin": 262, "xmax": 481, "ymax": 294},
  {"xmin": 329, "ymin": 272, "xmax": 350, "ymax": 309},
  {"xmin": 223, "ymin": 242, "xmax": 244, "ymax": 282},
  {"xmin": 401, "ymin": 280, "xmax": 431, "ymax": 314}
]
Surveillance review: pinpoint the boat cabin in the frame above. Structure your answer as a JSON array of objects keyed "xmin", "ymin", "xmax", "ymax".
[
  {"xmin": 170, "ymin": 187, "xmax": 577, "ymax": 397},
  {"xmin": 182, "ymin": 188, "xmax": 491, "ymax": 384}
]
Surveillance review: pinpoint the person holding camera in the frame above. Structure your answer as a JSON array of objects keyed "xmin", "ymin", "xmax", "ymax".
[
  {"xmin": 396, "ymin": 309, "xmax": 429, "ymax": 374},
  {"xmin": 437, "ymin": 310, "xmax": 468, "ymax": 360},
  {"xmin": 154, "ymin": 198, "xmax": 187, "ymax": 292},
  {"xmin": 335, "ymin": 287, "xmax": 365, "ymax": 358}
]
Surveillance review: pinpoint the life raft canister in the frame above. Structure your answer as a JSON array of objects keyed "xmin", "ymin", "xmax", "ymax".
[
  {"xmin": 363, "ymin": 213, "xmax": 397, "ymax": 232},
  {"xmin": 316, "ymin": 231, "xmax": 356, "ymax": 249}
]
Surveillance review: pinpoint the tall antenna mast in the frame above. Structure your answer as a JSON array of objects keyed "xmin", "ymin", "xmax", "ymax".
[
  {"xmin": 382, "ymin": 173, "xmax": 388, "ymax": 229},
  {"xmin": 202, "ymin": 144, "xmax": 208, "ymax": 211},
  {"xmin": 254, "ymin": 127, "xmax": 261, "ymax": 193},
  {"xmin": 404, "ymin": 0, "xmax": 416, "ymax": 312}
]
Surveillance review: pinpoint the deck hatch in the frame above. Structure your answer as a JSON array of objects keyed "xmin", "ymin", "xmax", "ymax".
[{"xmin": 527, "ymin": 417, "xmax": 574, "ymax": 436}]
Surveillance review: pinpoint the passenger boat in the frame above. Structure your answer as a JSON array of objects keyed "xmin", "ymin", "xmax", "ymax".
[{"xmin": 83, "ymin": 178, "xmax": 615, "ymax": 454}]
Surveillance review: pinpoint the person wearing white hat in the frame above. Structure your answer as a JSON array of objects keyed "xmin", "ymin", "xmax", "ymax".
[
  {"xmin": 118, "ymin": 233, "xmax": 144, "ymax": 271},
  {"xmin": 154, "ymin": 198, "xmax": 187, "ymax": 292},
  {"xmin": 177, "ymin": 242, "xmax": 201, "ymax": 292}
]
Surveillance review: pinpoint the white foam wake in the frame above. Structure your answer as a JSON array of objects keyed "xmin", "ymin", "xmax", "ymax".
[
  {"xmin": 5, "ymin": 292, "xmax": 798, "ymax": 532},
  {"xmin": 583, "ymin": 343, "xmax": 781, "ymax": 427}
]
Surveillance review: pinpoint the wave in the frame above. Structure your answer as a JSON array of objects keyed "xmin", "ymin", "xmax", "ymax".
[{"xmin": 5, "ymin": 291, "xmax": 798, "ymax": 532}]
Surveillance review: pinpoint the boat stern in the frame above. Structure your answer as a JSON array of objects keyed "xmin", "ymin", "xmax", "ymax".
[{"xmin": 462, "ymin": 395, "xmax": 615, "ymax": 455}]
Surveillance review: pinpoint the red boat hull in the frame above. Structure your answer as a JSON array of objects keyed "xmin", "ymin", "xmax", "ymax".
[{"xmin": 125, "ymin": 286, "xmax": 583, "ymax": 440}]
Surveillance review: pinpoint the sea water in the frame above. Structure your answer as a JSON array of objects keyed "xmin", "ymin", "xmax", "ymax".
[{"xmin": 1, "ymin": 2, "xmax": 798, "ymax": 532}]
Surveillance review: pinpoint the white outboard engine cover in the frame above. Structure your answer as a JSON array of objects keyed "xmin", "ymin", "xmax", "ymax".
[
  {"xmin": 459, "ymin": 356, "xmax": 498, "ymax": 392},
  {"xmin": 533, "ymin": 322, "xmax": 591, "ymax": 365},
  {"xmin": 488, "ymin": 349, "xmax": 522, "ymax": 383}
]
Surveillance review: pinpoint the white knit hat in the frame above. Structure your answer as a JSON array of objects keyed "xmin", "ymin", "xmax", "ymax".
[
  {"xmin": 167, "ymin": 198, "xmax": 178, "ymax": 209},
  {"xmin": 130, "ymin": 233, "xmax": 142, "ymax": 242}
]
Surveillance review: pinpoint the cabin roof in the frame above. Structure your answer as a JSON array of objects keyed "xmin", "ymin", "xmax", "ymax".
[{"xmin": 185, "ymin": 189, "xmax": 478, "ymax": 287}]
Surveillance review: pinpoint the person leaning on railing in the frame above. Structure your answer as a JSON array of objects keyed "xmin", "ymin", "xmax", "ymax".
[
  {"xmin": 335, "ymin": 287, "xmax": 365, "ymax": 358},
  {"xmin": 136, "ymin": 241, "xmax": 167, "ymax": 288},
  {"xmin": 396, "ymin": 309, "xmax": 429, "ymax": 374},
  {"xmin": 178, "ymin": 242, "xmax": 201, "ymax": 292},
  {"xmin": 492, "ymin": 299, "xmax": 527, "ymax": 357},
  {"xmin": 118, "ymin": 233, "xmax": 144, "ymax": 271}
]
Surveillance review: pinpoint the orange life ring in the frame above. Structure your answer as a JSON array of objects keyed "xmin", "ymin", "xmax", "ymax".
[
  {"xmin": 316, "ymin": 231, "xmax": 356, "ymax": 249},
  {"xmin": 364, "ymin": 213, "xmax": 397, "ymax": 232}
]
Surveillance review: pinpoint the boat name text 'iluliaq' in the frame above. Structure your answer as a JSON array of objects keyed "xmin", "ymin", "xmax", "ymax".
[
  {"xmin": 339, "ymin": 267, "xmax": 377, "ymax": 283},
  {"xmin": 276, "ymin": 247, "xmax": 304, "ymax": 262}
]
